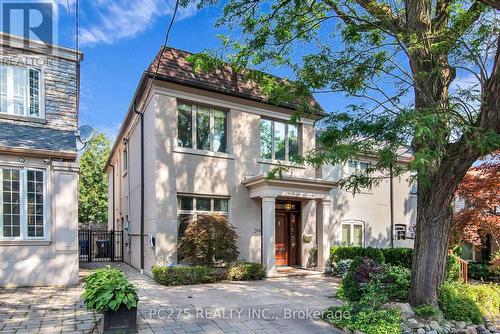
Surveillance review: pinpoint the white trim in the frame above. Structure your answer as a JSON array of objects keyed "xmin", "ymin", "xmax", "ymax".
[
  {"xmin": 257, "ymin": 158, "xmax": 305, "ymax": 169},
  {"xmin": 173, "ymin": 146, "xmax": 235, "ymax": 160},
  {"xmin": 155, "ymin": 87, "xmax": 316, "ymax": 126}
]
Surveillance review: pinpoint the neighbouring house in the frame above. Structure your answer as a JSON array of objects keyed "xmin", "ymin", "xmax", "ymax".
[
  {"xmin": 0, "ymin": 33, "xmax": 82, "ymax": 286},
  {"xmin": 106, "ymin": 47, "xmax": 417, "ymax": 275}
]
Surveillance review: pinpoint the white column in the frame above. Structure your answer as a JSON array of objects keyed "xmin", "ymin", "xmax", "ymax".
[
  {"xmin": 261, "ymin": 196, "xmax": 276, "ymax": 273},
  {"xmin": 317, "ymin": 198, "xmax": 332, "ymax": 271}
]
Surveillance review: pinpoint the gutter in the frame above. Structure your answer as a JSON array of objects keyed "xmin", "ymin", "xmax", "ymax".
[{"xmin": 389, "ymin": 163, "xmax": 394, "ymax": 248}]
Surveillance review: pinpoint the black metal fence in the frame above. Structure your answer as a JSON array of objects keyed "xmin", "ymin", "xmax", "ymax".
[{"xmin": 79, "ymin": 229, "xmax": 123, "ymax": 262}]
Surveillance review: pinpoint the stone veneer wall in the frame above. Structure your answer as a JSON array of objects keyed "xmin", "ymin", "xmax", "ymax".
[{"xmin": 0, "ymin": 45, "xmax": 78, "ymax": 131}]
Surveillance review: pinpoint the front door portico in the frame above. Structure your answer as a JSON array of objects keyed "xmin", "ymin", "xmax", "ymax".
[{"xmin": 242, "ymin": 175, "xmax": 337, "ymax": 274}]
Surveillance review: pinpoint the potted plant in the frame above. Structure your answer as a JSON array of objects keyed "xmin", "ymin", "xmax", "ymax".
[
  {"xmin": 309, "ymin": 246, "xmax": 318, "ymax": 268},
  {"xmin": 82, "ymin": 266, "xmax": 138, "ymax": 333}
]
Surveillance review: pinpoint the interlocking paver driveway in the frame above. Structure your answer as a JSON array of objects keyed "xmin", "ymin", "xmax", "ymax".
[
  {"xmin": 0, "ymin": 284, "xmax": 100, "ymax": 334},
  {"xmin": 82, "ymin": 263, "xmax": 344, "ymax": 334}
]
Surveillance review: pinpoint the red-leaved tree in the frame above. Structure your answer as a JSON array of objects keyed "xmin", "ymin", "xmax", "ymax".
[{"xmin": 451, "ymin": 152, "xmax": 500, "ymax": 250}]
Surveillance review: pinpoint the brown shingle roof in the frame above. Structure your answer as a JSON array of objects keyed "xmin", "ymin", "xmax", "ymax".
[{"xmin": 147, "ymin": 47, "xmax": 324, "ymax": 114}]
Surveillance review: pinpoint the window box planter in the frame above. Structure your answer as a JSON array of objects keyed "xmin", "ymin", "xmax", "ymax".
[{"xmin": 102, "ymin": 305, "xmax": 137, "ymax": 333}]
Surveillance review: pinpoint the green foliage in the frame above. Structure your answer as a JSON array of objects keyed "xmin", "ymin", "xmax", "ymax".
[
  {"xmin": 438, "ymin": 282, "xmax": 500, "ymax": 323},
  {"xmin": 178, "ymin": 214, "xmax": 239, "ymax": 267},
  {"xmin": 227, "ymin": 262, "xmax": 265, "ymax": 281},
  {"xmin": 79, "ymin": 133, "xmax": 111, "ymax": 226},
  {"xmin": 381, "ymin": 265, "xmax": 411, "ymax": 301},
  {"xmin": 82, "ymin": 266, "xmax": 138, "ymax": 312},
  {"xmin": 445, "ymin": 254, "xmax": 461, "ymax": 282},
  {"xmin": 324, "ymin": 303, "xmax": 402, "ymax": 334},
  {"xmin": 413, "ymin": 303, "xmax": 441, "ymax": 320},
  {"xmin": 330, "ymin": 246, "xmax": 384, "ymax": 265},
  {"xmin": 382, "ymin": 248, "xmax": 413, "ymax": 269},
  {"xmin": 335, "ymin": 259, "xmax": 354, "ymax": 278},
  {"xmin": 151, "ymin": 265, "xmax": 213, "ymax": 286},
  {"xmin": 468, "ymin": 262, "xmax": 496, "ymax": 281}
]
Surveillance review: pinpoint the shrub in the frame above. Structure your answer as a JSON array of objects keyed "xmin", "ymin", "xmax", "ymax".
[
  {"xmin": 152, "ymin": 265, "xmax": 213, "ymax": 286},
  {"xmin": 468, "ymin": 262, "xmax": 495, "ymax": 281},
  {"xmin": 337, "ymin": 259, "xmax": 353, "ymax": 277},
  {"xmin": 413, "ymin": 303, "xmax": 440, "ymax": 320},
  {"xmin": 380, "ymin": 265, "xmax": 411, "ymax": 301},
  {"xmin": 178, "ymin": 214, "xmax": 239, "ymax": 267},
  {"xmin": 324, "ymin": 303, "xmax": 402, "ymax": 334},
  {"xmin": 342, "ymin": 257, "xmax": 383, "ymax": 301},
  {"xmin": 82, "ymin": 266, "xmax": 138, "ymax": 312},
  {"xmin": 227, "ymin": 262, "xmax": 265, "ymax": 281},
  {"xmin": 382, "ymin": 248, "xmax": 413, "ymax": 269},
  {"xmin": 445, "ymin": 254, "xmax": 461, "ymax": 282},
  {"xmin": 438, "ymin": 282, "xmax": 500, "ymax": 323},
  {"xmin": 330, "ymin": 246, "xmax": 384, "ymax": 264}
]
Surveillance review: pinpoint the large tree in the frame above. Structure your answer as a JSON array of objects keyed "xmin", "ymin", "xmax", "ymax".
[
  {"xmin": 185, "ymin": 0, "xmax": 500, "ymax": 305},
  {"xmin": 79, "ymin": 133, "xmax": 111, "ymax": 226},
  {"xmin": 450, "ymin": 152, "xmax": 500, "ymax": 250}
]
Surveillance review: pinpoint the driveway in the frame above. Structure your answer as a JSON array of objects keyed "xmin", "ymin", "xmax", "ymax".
[{"xmin": 82, "ymin": 262, "xmax": 343, "ymax": 334}]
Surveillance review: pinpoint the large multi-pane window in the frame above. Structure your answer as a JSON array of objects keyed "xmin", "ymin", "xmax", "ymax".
[
  {"xmin": 0, "ymin": 66, "xmax": 42, "ymax": 117},
  {"xmin": 348, "ymin": 160, "xmax": 370, "ymax": 174},
  {"xmin": 341, "ymin": 221, "xmax": 364, "ymax": 246},
  {"xmin": 177, "ymin": 102, "xmax": 227, "ymax": 153},
  {"xmin": 260, "ymin": 119, "xmax": 300, "ymax": 161},
  {"xmin": 177, "ymin": 196, "xmax": 229, "ymax": 241},
  {"xmin": 0, "ymin": 168, "xmax": 46, "ymax": 239}
]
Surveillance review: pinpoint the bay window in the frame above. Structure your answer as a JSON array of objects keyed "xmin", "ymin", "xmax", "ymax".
[
  {"xmin": 177, "ymin": 102, "xmax": 228, "ymax": 153},
  {"xmin": 1, "ymin": 168, "xmax": 47, "ymax": 239},
  {"xmin": 0, "ymin": 65, "xmax": 42, "ymax": 118},
  {"xmin": 260, "ymin": 119, "xmax": 300, "ymax": 161},
  {"xmin": 341, "ymin": 221, "xmax": 364, "ymax": 246}
]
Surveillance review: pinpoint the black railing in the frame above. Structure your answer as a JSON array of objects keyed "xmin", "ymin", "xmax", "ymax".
[{"xmin": 79, "ymin": 229, "xmax": 123, "ymax": 262}]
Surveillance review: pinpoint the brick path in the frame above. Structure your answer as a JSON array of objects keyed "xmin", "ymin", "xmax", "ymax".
[
  {"xmin": 0, "ymin": 284, "xmax": 100, "ymax": 334},
  {"xmin": 0, "ymin": 263, "xmax": 343, "ymax": 334},
  {"xmin": 82, "ymin": 262, "xmax": 343, "ymax": 334}
]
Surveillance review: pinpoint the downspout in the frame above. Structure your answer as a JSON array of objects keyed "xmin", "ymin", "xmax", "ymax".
[
  {"xmin": 389, "ymin": 163, "xmax": 394, "ymax": 248},
  {"xmin": 133, "ymin": 103, "xmax": 145, "ymax": 274},
  {"xmin": 110, "ymin": 163, "xmax": 115, "ymax": 232}
]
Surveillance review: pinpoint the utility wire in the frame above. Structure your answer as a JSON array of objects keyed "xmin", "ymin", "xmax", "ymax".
[{"xmin": 138, "ymin": 0, "xmax": 180, "ymax": 115}]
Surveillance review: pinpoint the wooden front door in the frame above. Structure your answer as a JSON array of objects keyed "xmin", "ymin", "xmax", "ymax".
[{"xmin": 275, "ymin": 213, "xmax": 288, "ymax": 266}]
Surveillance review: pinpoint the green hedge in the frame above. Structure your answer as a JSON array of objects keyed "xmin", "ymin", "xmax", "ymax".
[
  {"xmin": 152, "ymin": 266, "xmax": 213, "ymax": 286},
  {"xmin": 330, "ymin": 246, "xmax": 385, "ymax": 264},
  {"xmin": 382, "ymin": 248, "xmax": 413, "ymax": 269},
  {"xmin": 227, "ymin": 262, "xmax": 265, "ymax": 281},
  {"xmin": 439, "ymin": 282, "xmax": 500, "ymax": 323}
]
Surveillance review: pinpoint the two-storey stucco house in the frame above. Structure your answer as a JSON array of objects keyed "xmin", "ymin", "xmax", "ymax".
[
  {"xmin": 0, "ymin": 33, "xmax": 82, "ymax": 286},
  {"xmin": 106, "ymin": 47, "xmax": 416, "ymax": 276}
]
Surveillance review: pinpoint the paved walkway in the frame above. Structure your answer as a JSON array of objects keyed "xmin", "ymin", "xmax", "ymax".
[
  {"xmin": 0, "ymin": 283, "xmax": 100, "ymax": 334},
  {"xmin": 82, "ymin": 262, "xmax": 343, "ymax": 334}
]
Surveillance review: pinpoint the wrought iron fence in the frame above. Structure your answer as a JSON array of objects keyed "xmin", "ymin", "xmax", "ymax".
[{"xmin": 78, "ymin": 229, "xmax": 123, "ymax": 262}]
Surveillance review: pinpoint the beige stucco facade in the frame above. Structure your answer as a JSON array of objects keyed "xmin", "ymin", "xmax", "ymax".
[{"xmin": 108, "ymin": 80, "xmax": 417, "ymax": 276}]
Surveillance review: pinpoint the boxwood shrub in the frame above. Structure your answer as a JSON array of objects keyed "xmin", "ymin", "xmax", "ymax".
[
  {"xmin": 330, "ymin": 246, "xmax": 384, "ymax": 264},
  {"xmin": 227, "ymin": 262, "xmax": 265, "ymax": 281},
  {"xmin": 382, "ymin": 248, "xmax": 413, "ymax": 269},
  {"xmin": 152, "ymin": 265, "xmax": 213, "ymax": 286}
]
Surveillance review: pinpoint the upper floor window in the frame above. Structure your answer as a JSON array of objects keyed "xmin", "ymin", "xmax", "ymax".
[
  {"xmin": 0, "ymin": 167, "xmax": 47, "ymax": 240},
  {"xmin": 410, "ymin": 172, "xmax": 418, "ymax": 195},
  {"xmin": 177, "ymin": 102, "xmax": 227, "ymax": 153},
  {"xmin": 395, "ymin": 224, "xmax": 406, "ymax": 240},
  {"xmin": 260, "ymin": 119, "xmax": 299, "ymax": 161},
  {"xmin": 348, "ymin": 160, "xmax": 370, "ymax": 174},
  {"xmin": 0, "ymin": 65, "xmax": 42, "ymax": 118}
]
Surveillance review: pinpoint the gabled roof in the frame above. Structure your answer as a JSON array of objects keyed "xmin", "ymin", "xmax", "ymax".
[
  {"xmin": 0, "ymin": 122, "xmax": 76, "ymax": 159},
  {"xmin": 147, "ymin": 47, "xmax": 324, "ymax": 114}
]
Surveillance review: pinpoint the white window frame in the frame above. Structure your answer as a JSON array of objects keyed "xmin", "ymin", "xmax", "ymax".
[
  {"xmin": 176, "ymin": 102, "xmax": 228, "ymax": 153},
  {"xmin": 347, "ymin": 160, "xmax": 370, "ymax": 174},
  {"xmin": 122, "ymin": 147, "xmax": 128, "ymax": 176},
  {"xmin": 0, "ymin": 65, "xmax": 44, "ymax": 118},
  {"xmin": 395, "ymin": 224, "xmax": 407, "ymax": 240},
  {"xmin": 341, "ymin": 220, "xmax": 365, "ymax": 247},
  {"xmin": 259, "ymin": 118, "xmax": 301, "ymax": 162},
  {"xmin": 0, "ymin": 167, "xmax": 48, "ymax": 240}
]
